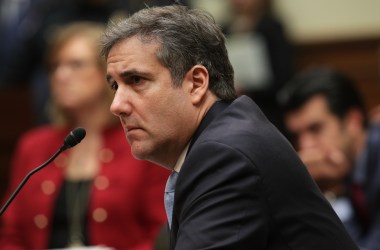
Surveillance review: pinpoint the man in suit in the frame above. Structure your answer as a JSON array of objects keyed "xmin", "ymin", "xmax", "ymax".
[
  {"xmin": 278, "ymin": 67, "xmax": 380, "ymax": 250},
  {"xmin": 101, "ymin": 5, "xmax": 358, "ymax": 249}
]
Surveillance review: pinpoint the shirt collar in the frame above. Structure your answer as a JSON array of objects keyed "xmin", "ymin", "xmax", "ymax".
[{"xmin": 173, "ymin": 143, "xmax": 190, "ymax": 173}]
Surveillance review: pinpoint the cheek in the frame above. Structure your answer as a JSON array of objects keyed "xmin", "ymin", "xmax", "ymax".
[
  {"xmin": 148, "ymin": 107, "xmax": 178, "ymax": 135},
  {"xmin": 147, "ymin": 98, "xmax": 187, "ymax": 135},
  {"xmin": 321, "ymin": 128, "xmax": 345, "ymax": 150}
]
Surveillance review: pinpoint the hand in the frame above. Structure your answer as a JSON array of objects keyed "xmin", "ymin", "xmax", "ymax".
[{"xmin": 298, "ymin": 147, "xmax": 351, "ymax": 185}]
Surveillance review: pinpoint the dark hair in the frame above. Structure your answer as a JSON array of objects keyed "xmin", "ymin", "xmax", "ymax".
[
  {"xmin": 278, "ymin": 67, "xmax": 368, "ymax": 127},
  {"xmin": 101, "ymin": 5, "xmax": 237, "ymax": 101}
]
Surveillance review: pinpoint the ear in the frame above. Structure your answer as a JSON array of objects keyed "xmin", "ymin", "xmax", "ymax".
[
  {"xmin": 344, "ymin": 108, "xmax": 365, "ymax": 135},
  {"xmin": 183, "ymin": 65, "xmax": 209, "ymax": 105}
]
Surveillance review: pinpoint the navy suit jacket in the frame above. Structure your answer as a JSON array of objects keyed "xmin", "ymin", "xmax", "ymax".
[{"xmin": 169, "ymin": 96, "xmax": 358, "ymax": 249}]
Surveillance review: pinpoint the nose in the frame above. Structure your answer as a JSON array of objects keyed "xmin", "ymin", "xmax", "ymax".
[
  {"xmin": 110, "ymin": 88, "xmax": 132, "ymax": 117},
  {"xmin": 51, "ymin": 64, "xmax": 72, "ymax": 83}
]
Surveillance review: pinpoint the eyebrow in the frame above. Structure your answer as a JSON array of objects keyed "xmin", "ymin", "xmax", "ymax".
[{"xmin": 106, "ymin": 69, "xmax": 153, "ymax": 84}]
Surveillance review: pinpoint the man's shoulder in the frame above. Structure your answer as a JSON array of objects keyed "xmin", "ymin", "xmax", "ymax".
[{"xmin": 199, "ymin": 95, "xmax": 285, "ymax": 148}]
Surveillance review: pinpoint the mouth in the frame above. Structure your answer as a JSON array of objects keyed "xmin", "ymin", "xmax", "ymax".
[
  {"xmin": 125, "ymin": 123, "xmax": 146, "ymax": 136},
  {"xmin": 125, "ymin": 126, "xmax": 139, "ymax": 132},
  {"xmin": 124, "ymin": 126, "xmax": 144, "ymax": 143}
]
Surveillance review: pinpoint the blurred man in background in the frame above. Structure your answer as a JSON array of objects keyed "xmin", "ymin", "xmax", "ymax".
[{"xmin": 279, "ymin": 67, "xmax": 380, "ymax": 250}]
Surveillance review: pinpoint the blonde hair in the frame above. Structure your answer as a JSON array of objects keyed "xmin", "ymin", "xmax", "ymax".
[{"xmin": 45, "ymin": 21, "xmax": 114, "ymax": 127}]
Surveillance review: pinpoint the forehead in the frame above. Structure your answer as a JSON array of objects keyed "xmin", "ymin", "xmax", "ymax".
[
  {"xmin": 285, "ymin": 95, "xmax": 335, "ymax": 129},
  {"xmin": 54, "ymin": 36, "xmax": 95, "ymax": 58},
  {"xmin": 107, "ymin": 37, "xmax": 160, "ymax": 62},
  {"xmin": 106, "ymin": 37, "xmax": 162, "ymax": 73}
]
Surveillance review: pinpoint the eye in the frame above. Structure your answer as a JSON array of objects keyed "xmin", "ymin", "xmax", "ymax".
[
  {"xmin": 70, "ymin": 60, "xmax": 85, "ymax": 70},
  {"xmin": 110, "ymin": 81, "xmax": 118, "ymax": 91},
  {"xmin": 130, "ymin": 75, "xmax": 142, "ymax": 84},
  {"xmin": 309, "ymin": 123, "xmax": 323, "ymax": 135}
]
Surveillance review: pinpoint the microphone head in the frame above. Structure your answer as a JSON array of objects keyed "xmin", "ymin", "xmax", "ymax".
[{"xmin": 62, "ymin": 127, "xmax": 86, "ymax": 150}]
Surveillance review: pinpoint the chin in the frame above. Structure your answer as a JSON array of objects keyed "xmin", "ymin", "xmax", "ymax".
[
  {"xmin": 130, "ymin": 145, "xmax": 149, "ymax": 161},
  {"xmin": 132, "ymin": 146, "xmax": 163, "ymax": 166}
]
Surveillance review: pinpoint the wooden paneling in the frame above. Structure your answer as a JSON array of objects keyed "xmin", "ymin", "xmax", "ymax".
[
  {"xmin": 0, "ymin": 86, "xmax": 34, "ymax": 199},
  {"xmin": 295, "ymin": 37, "xmax": 380, "ymax": 111}
]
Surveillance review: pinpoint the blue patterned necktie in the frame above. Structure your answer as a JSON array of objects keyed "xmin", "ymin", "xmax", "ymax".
[{"xmin": 164, "ymin": 171, "xmax": 178, "ymax": 229}]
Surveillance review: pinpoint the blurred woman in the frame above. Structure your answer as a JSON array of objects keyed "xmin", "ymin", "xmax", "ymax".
[{"xmin": 0, "ymin": 22, "xmax": 169, "ymax": 249}]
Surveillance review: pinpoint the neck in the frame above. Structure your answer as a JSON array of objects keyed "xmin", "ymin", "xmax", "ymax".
[
  {"xmin": 70, "ymin": 100, "xmax": 116, "ymax": 133},
  {"xmin": 196, "ymin": 92, "xmax": 219, "ymax": 126},
  {"xmin": 159, "ymin": 94, "xmax": 219, "ymax": 170}
]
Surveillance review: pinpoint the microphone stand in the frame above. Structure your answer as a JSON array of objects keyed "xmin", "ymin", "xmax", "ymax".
[
  {"xmin": 0, "ymin": 127, "xmax": 86, "ymax": 216},
  {"xmin": 0, "ymin": 146, "xmax": 65, "ymax": 216}
]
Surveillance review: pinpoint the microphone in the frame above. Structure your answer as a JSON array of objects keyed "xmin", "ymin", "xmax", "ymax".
[
  {"xmin": 62, "ymin": 127, "xmax": 87, "ymax": 150},
  {"xmin": 0, "ymin": 127, "xmax": 86, "ymax": 216}
]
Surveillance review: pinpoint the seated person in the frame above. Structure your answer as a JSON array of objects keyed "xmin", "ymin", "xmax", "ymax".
[
  {"xmin": 0, "ymin": 21, "xmax": 170, "ymax": 249},
  {"xmin": 278, "ymin": 67, "xmax": 380, "ymax": 250}
]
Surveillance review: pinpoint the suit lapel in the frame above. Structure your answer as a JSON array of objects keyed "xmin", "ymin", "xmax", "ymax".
[{"xmin": 169, "ymin": 100, "xmax": 231, "ymax": 249}]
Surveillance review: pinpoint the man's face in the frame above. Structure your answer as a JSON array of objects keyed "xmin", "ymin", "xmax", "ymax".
[
  {"xmin": 106, "ymin": 37, "xmax": 197, "ymax": 168},
  {"xmin": 284, "ymin": 94, "xmax": 361, "ymax": 188},
  {"xmin": 284, "ymin": 95, "xmax": 350, "ymax": 155}
]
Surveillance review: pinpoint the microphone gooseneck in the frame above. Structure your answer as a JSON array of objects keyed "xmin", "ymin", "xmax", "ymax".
[{"xmin": 0, "ymin": 127, "xmax": 87, "ymax": 216}]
